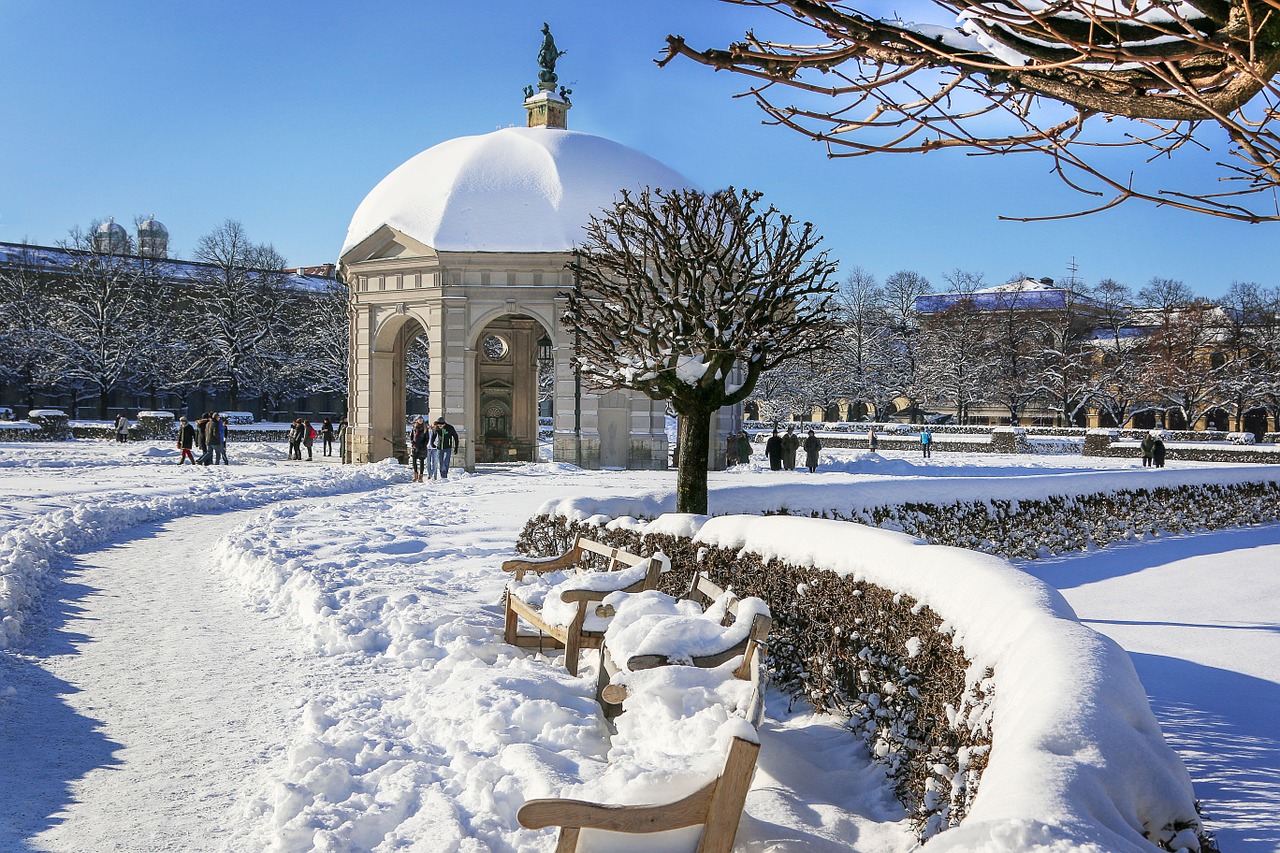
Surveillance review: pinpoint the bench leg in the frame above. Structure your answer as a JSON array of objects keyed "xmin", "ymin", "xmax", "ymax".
[
  {"xmin": 504, "ymin": 594, "xmax": 518, "ymax": 646},
  {"xmin": 555, "ymin": 827, "xmax": 580, "ymax": 853},
  {"xmin": 696, "ymin": 737, "xmax": 760, "ymax": 853}
]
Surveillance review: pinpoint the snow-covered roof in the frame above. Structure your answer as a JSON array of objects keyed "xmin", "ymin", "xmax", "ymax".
[
  {"xmin": 917, "ymin": 278, "xmax": 1102, "ymax": 314},
  {"xmin": 340, "ymin": 127, "xmax": 696, "ymax": 258},
  {"xmin": 0, "ymin": 242, "xmax": 336, "ymax": 293}
]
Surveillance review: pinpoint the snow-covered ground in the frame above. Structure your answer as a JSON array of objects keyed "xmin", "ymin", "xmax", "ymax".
[{"xmin": 0, "ymin": 440, "xmax": 1274, "ymax": 851}]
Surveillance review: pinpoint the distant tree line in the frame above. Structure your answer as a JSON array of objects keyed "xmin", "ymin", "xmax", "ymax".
[
  {"xmin": 754, "ymin": 268, "xmax": 1280, "ymax": 434},
  {"xmin": 0, "ymin": 220, "xmax": 348, "ymax": 420}
]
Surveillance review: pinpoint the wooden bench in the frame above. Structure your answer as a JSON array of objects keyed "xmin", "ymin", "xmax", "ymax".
[
  {"xmin": 517, "ymin": 576, "xmax": 770, "ymax": 853},
  {"xmin": 502, "ymin": 536, "xmax": 661, "ymax": 676},
  {"xmin": 517, "ymin": 733, "xmax": 760, "ymax": 853},
  {"xmin": 596, "ymin": 572, "xmax": 772, "ymax": 718}
]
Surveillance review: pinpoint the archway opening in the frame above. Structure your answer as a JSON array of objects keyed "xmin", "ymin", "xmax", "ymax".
[
  {"xmin": 474, "ymin": 314, "xmax": 552, "ymax": 464},
  {"xmin": 365, "ymin": 315, "xmax": 428, "ymax": 464}
]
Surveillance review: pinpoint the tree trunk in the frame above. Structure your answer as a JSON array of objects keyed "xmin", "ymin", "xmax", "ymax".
[
  {"xmin": 99, "ymin": 389, "xmax": 110, "ymax": 421},
  {"xmin": 676, "ymin": 403, "xmax": 714, "ymax": 515}
]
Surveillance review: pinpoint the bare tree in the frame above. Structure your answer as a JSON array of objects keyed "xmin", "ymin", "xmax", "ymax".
[
  {"xmin": 878, "ymin": 269, "xmax": 932, "ymax": 421},
  {"xmin": 0, "ymin": 243, "xmax": 60, "ymax": 412},
  {"xmin": 662, "ymin": 0, "xmax": 1280, "ymax": 221},
  {"xmin": 1086, "ymin": 278, "xmax": 1150, "ymax": 428},
  {"xmin": 565, "ymin": 186, "xmax": 839, "ymax": 513},
  {"xmin": 980, "ymin": 280, "xmax": 1045, "ymax": 425},
  {"xmin": 918, "ymin": 271, "xmax": 992, "ymax": 423},
  {"xmin": 1135, "ymin": 284, "xmax": 1226, "ymax": 428},
  {"xmin": 51, "ymin": 230, "xmax": 148, "ymax": 419},
  {"xmin": 188, "ymin": 220, "xmax": 290, "ymax": 410}
]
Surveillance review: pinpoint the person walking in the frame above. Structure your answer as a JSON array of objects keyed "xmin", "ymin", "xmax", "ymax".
[
  {"xmin": 781, "ymin": 425, "xmax": 800, "ymax": 471},
  {"xmin": 765, "ymin": 428, "xmax": 783, "ymax": 471},
  {"xmin": 1152, "ymin": 432, "xmax": 1167, "ymax": 468},
  {"xmin": 425, "ymin": 420, "xmax": 441, "ymax": 480},
  {"xmin": 321, "ymin": 417, "xmax": 335, "ymax": 457},
  {"xmin": 207, "ymin": 412, "xmax": 229, "ymax": 465},
  {"xmin": 726, "ymin": 431, "xmax": 739, "ymax": 467},
  {"xmin": 868, "ymin": 427, "xmax": 878, "ymax": 453},
  {"xmin": 435, "ymin": 416, "xmax": 459, "ymax": 478},
  {"xmin": 114, "ymin": 413, "xmax": 130, "ymax": 443},
  {"xmin": 176, "ymin": 416, "xmax": 197, "ymax": 464},
  {"xmin": 216, "ymin": 414, "xmax": 231, "ymax": 464},
  {"xmin": 302, "ymin": 419, "xmax": 316, "ymax": 461},
  {"xmin": 409, "ymin": 418, "xmax": 429, "ymax": 482},
  {"xmin": 287, "ymin": 418, "xmax": 302, "ymax": 461},
  {"xmin": 736, "ymin": 431, "xmax": 753, "ymax": 466},
  {"xmin": 803, "ymin": 429, "xmax": 822, "ymax": 473},
  {"xmin": 1140, "ymin": 432, "xmax": 1154, "ymax": 467},
  {"xmin": 195, "ymin": 413, "xmax": 211, "ymax": 465},
  {"xmin": 920, "ymin": 427, "xmax": 933, "ymax": 459}
]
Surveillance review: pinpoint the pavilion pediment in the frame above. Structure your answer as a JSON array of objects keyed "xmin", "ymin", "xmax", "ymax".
[{"xmin": 341, "ymin": 225, "xmax": 438, "ymax": 266}]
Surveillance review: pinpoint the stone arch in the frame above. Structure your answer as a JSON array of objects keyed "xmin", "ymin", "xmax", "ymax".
[
  {"xmin": 472, "ymin": 312, "xmax": 552, "ymax": 463},
  {"xmin": 367, "ymin": 312, "xmax": 430, "ymax": 463}
]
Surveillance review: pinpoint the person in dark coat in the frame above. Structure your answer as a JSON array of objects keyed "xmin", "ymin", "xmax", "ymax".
[
  {"xmin": 1140, "ymin": 433, "xmax": 1154, "ymax": 467},
  {"xmin": 321, "ymin": 417, "xmax": 335, "ymax": 457},
  {"xmin": 1152, "ymin": 433, "xmax": 1167, "ymax": 468},
  {"xmin": 803, "ymin": 429, "xmax": 822, "ymax": 473},
  {"xmin": 765, "ymin": 428, "xmax": 783, "ymax": 471},
  {"xmin": 868, "ymin": 427, "xmax": 878, "ymax": 453},
  {"xmin": 176, "ymin": 416, "xmax": 197, "ymax": 464},
  {"xmin": 410, "ymin": 418, "xmax": 429, "ymax": 482},
  {"xmin": 736, "ymin": 431, "xmax": 752, "ymax": 466},
  {"xmin": 207, "ymin": 412, "xmax": 228, "ymax": 465},
  {"xmin": 195, "ymin": 413, "xmax": 212, "ymax": 465},
  {"xmin": 781, "ymin": 425, "xmax": 800, "ymax": 470},
  {"xmin": 726, "ymin": 432, "xmax": 739, "ymax": 467}
]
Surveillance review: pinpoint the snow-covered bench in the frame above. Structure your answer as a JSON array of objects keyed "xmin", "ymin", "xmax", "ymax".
[
  {"xmin": 595, "ymin": 573, "xmax": 771, "ymax": 719},
  {"xmin": 518, "ymin": 732, "xmax": 760, "ymax": 853},
  {"xmin": 502, "ymin": 536, "xmax": 664, "ymax": 676},
  {"xmin": 518, "ymin": 577, "xmax": 769, "ymax": 853}
]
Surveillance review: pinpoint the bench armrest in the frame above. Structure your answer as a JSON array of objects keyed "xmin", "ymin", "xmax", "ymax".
[
  {"xmin": 518, "ymin": 783, "xmax": 714, "ymax": 834},
  {"xmin": 502, "ymin": 553, "xmax": 577, "ymax": 577}
]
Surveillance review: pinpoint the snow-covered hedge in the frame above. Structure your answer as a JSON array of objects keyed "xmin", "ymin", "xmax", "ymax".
[
  {"xmin": 1227, "ymin": 431, "xmax": 1257, "ymax": 445},
  {"xmin": 514, "ymin": 512, "xmax": 1210, "ymax": 852}
]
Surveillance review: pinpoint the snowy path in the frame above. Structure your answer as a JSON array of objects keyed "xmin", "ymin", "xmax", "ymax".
[{"xmin": 0, "ymin": 506, "xmax": 343, "ymax": 852}]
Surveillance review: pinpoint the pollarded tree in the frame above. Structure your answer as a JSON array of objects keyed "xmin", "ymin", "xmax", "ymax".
[
  {"xmin": 662, "ymin": 0, "xmax": 1280, "ymax": 222},
  {"xmin": 565, "ymin": 186, "xmax": 839, "ymax": 514}
]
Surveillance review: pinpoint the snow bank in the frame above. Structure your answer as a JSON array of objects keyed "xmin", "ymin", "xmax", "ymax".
[
  {"xmin": 0, "ymin": 460, "xmax": 407, "ymax": 648},
  {"xmin": 688, "ymin": 515, "xmax": 1203, "ymax": 852}
]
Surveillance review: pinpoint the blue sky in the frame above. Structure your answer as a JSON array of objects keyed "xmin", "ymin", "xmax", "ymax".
[{"xmin": 1, "ymin": 0, "xmax": 1275, "ymax": 299}]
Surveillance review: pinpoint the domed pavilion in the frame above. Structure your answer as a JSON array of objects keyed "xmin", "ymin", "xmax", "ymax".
[{"xmin": 340, "ymin": 35, "xmax": 738, "ymax": 471}]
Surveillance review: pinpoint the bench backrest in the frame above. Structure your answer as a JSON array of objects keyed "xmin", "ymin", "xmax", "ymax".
[
  {"xmin": 621, "ymin": 572, "xmax": 771, "ymax": 682},
  {"xmin": 572, "ymin": 536, "xmax": 647, "ymax": 573}
]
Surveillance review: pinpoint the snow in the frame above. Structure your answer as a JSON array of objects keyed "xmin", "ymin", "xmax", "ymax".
[
  {"xmin": 341, "ymin": 127, "xmax": 696, "ymax": 257},
  {"xmin": 0, "ymin": 440, "xmax": 1273, "ymax": 851}
]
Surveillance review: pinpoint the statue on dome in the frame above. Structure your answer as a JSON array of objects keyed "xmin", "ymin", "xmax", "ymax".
[{"xmin": 537, "ymin": 23, "xmax": 566, "ymax": 85}]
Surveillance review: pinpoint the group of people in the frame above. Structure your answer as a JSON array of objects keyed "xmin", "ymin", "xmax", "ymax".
[
  {"xmin": 409, "ymin": 416, "xmax": 460, "ymax": 482},
  {"xmin": 1141, "ymin": 431, "xmax": 1168, "ymax": 467},
  {"xmin": 761, "ymin": 425, "xmax": 823, "ymax": 473},
  {"xmin": 175, "ymin": 412, "xmax": 230, "ymax": 466},
  {"xmin": 287, "ymin": 418, "xmax": 329, "ymax": 461},
  {"xmin": 725, "ymin": 431, "xmax": 753, "ymax": 467}
]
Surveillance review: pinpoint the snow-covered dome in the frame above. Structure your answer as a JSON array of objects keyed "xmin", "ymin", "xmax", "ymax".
[
  {"xmin": 94, "ymin": 219, "xmax": 130, "ymax": 254},
  {"xmin": 136, "ymin": 216, "xmax": 169, "ymax": 259},
  {"xmin": 341, "ymin": 127, "xmax": 695, "ymax": 257}
]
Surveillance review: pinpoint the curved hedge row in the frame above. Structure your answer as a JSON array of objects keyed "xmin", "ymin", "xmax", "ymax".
[{"xmin": 516, "ymin": 512, "xmax": 993, "ymax": 840}]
